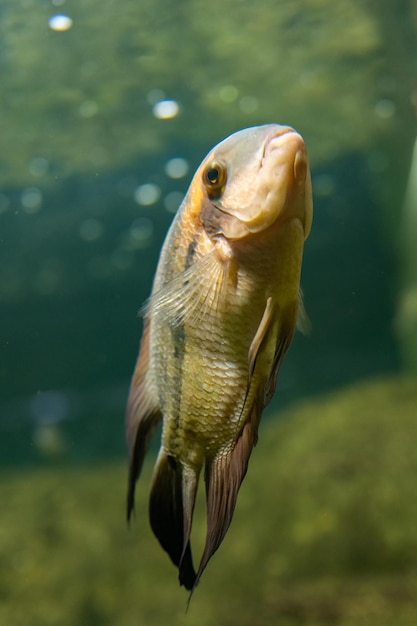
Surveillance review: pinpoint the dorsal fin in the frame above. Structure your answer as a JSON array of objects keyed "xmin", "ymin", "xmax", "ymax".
[{"xmin": 126, "ymin": 318, "xmax": 162, "ymax": 521}]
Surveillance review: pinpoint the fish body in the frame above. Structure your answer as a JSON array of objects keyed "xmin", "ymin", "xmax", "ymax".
[{"xmin": 126, "ymin": 124, "xmax": 313, "ymax": 593}]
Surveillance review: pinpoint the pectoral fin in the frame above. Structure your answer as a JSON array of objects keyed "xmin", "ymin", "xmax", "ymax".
[
  {"xmin": 296, "ymin": 288, "xmax": 311, "ymax": 334},
  {"xmin": 126, "ymin": 318, "xmax": 162, "ymax": 521},
  {"xmin": 248, "ymin": 296, "xmax": 275, "ymax": 381},
  {"xmin": 144, "ymin": 247, "xmax": 233, "ymax": 328},
  {"xmin": 263, "ymin": 301, "xmax": 298, "ymax": 405},
  {"xmin": 236, "ymin": 297, "xmax": 275, "ymax": 425},
  {"xmin": 248, "ymin": 296, "xmax": 299, "ymax": 407}
]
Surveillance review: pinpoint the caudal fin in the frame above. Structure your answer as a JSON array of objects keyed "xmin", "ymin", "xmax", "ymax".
[{"xmin": 149, "ymin": 452, "xmax": 198, "ymax": 590}]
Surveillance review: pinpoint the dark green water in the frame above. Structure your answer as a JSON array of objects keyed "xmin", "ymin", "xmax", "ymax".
[
  {"xmin": 2, "ymin": 0, "xmax": 415, "ymax": 466},
  {"xmin": 1, "ymin": 1, "xmax": 417, "ymax": 623}
]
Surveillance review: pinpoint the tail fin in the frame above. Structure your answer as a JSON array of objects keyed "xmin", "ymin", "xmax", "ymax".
[{"xmin": 149, "ymin": 452, "xmax": 198, "ymax": 590}]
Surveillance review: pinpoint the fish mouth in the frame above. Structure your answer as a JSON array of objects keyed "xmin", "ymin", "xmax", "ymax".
[
  {"xmin": 261, "ymin": 127, "xmax": 299, "ymax": 160},
  {"xmin": 261, "ymin": 127, "xmax": 307, "ymax": 180}
]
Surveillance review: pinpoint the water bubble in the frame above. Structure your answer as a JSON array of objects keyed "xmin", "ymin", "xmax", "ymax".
[
  {"xmin": 396, "ymin": 288, "xmax": 417, "ymax": 335},
  {"xmin": 152, "ymin": 99, "xmax": 180, "ymax": 120},
  {"xmin": 0, "ymin": 193, "xmax": 10, "ymax": 214},
  {"xmin": 79, "ymin": 100, "xmax": 98, "ymax": 118},
  {"xmin": 134, "ymin": 183, "xmax": 161, "ymax": 206},
  {"xmin": 129, "ymin": 217, "xmax": 154, "ymax": 249},
  {"xmin": 164, "ymin": 191, "xmax": 184, "ymax": 214},
  {"xmin": 165, "ymin": 157, "xmax": 189, "ymax": 179},
  {"xmin": 89, "ymin": 146, "xmax": 108, "ymax": 166},
  {"xmin": 79, "ymin": 218, "xmax": 104, "ymax": 242},
  {"xmin": 33, "ymin": 424, "xmax": 68, "ymax": 458},
  {"xmin": 239, "ymin": 96, "xmax": 258, "ymax": 113},
  {"xmin": 147, "ymin": 88, "xmax": 166, "ymax": 105},
  {"xmin": 48, "ymin": 14, "xmax": 73, "ymax": 31},
  {"xmin": 219, "ymin": 85, "xmax": 239, "ymax": 103},
  {"xmin": 29, "ymin": 157, "xmax": 49, "ymax": 177},
  {"xmin": 374, "ymin": 99, "xmax": 396, "ymax": 119},
  {"xmin": 298, "ymin": 70, "xmax": 318, "ymax": 88},
  {"xmin": 29, "ymin": 390, "xmax": 70, "ymax": 425},
  {"xmin": 368, "ymin": 151, "xmax": 390, "ymax": 173},
  {"xmin": 313, "ymin": 174, "xmax": 335, "ymax": 197},
  {"xmin": 118, "ymin": 176, "xmax": 137, "ymax": 198},
  {"xmin": 111, "ymin": 248, "xmax": 134, "ymax": 271},
  {"xmin": 21, "ymin": 187, "xmax": 42, "ymax": 213},
  {"xmin": 0, "ymin": 268, "xmax": 23, "ymax": 301},
  {"xmin": 80, "ymin": 61, "xmax": 98, "ymax": 77},
  {"xmin": 33, "ymin": 268, "xmax": 61, "ymax": 295},
  {"xmin": 88, "ymin": 255, "xmax": 110, "ymax": 279}
]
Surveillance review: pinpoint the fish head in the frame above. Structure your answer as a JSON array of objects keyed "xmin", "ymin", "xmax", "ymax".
[{"xmin": 195, "ymin": 124, "xmax": 313, "ymax": 241}]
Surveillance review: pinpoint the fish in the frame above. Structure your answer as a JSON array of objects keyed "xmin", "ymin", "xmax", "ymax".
[{"xmin": 126, "ymin": 124, "xmax": 313, "ymax": 595}]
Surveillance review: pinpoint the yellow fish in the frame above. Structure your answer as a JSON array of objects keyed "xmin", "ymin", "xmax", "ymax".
[{"xmin": 126, "ymin": 124, "xmax": 313, "ymax": 593}]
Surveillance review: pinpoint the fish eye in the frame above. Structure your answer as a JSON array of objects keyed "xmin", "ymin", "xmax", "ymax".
[{"xmin": 203, "ymin": 160, "xmax": 227, "ymax": 197}]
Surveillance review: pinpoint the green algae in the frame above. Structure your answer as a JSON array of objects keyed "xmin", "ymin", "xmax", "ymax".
[{"xmin": 1, "ymin": 375, "xmax": 417, "ymax": 625}]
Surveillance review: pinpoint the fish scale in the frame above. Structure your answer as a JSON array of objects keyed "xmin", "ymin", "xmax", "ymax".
[{"xmin": 126, "ymin": 124, "xmax": 313, "ymax": 598}]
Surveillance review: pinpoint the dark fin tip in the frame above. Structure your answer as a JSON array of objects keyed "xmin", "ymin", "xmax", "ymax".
[
  {"xmin": 149, "ymin": 453, "xmax": 197, "ymax": 588},
  {"xmin": 194, "ymin": 414, "xmax": 260, "ymax": 588}
]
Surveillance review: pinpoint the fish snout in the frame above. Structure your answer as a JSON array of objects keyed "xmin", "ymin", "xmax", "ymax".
[
  {"xmin": 263, "ymin": 128, "xmax": 312, "ymax": 237},
  {"xmin": 265, "ymin": 128, "xmax": 307, "ymax": 178}
]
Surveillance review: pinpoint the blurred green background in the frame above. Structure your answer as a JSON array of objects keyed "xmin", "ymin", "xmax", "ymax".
[{"xmin": 1, "ymin": 0, "xmax": 417, "ymax": 624}]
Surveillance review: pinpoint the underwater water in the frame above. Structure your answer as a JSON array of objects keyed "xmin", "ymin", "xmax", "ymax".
[{"xmin": 1, "ymin": 0, "xmax": 417, "ymax": 624}]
